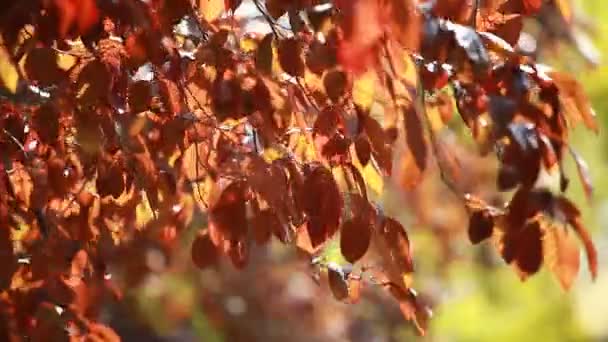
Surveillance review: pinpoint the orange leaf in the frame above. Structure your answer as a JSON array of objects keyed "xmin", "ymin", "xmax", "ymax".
[{"xmin": 544, "ymin": 226, "xmax": 580, "ymax": 291}]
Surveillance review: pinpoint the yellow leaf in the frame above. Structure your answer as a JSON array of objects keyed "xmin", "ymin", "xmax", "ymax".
[
  {"xmin": 353, "ymin": 71, "xmax": 376, "ymax": 110},
  {"xmin": 200, "ymin": 0, "xmax": 225, "ymax": 22},
  {"xmin": 0, "ymin": 45, "xmax": 19, "ymax": 93},
  {"xmin": 240, "ymin": 36, "xmax": 258, "ymax": 53},
  {"xmin": 57, "ymin": 52, "xmax": 77, "ymax": 71}
]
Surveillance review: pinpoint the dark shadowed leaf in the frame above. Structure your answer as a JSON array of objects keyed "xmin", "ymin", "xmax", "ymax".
[
  {"xmin": 24, "ymin": 47, "xmax": 65, "ymax": 87},
  {"xmin": 192, "ymin": 231, "xmax": 219, "ymax": 269},
  {"xmin": 250, "ymin": 208, "xmax": 282, "ymax": 245},
  {"xmin": 441, "ymin": 20, "xmax": 489, "ymax": 66},
  {"xmin": 227, "ymin": 239, "xmax": 248, "ymax": 269},
  {"xmin": 256, "ymin": 33, "xmax": 274, "ymax": 75},
  {"xmin": 468, "ymin": 210, "xmax": 494, "ymax": 244},
  {"xmin": 340, "ymin": 218, "xmax": 372, "ymax": 263},
  {"xmin": 398, "ymin": 105, "xmax": 428, "ymax": 190},
  {"xmin": 208, "ymin": 180, "xmax": 248, "ymax": 250},
  {"xmin": 354, "ymin": 135, "xmax": 372, "ymax": 166},
  {"xmin": 301, "ymin": 164, "xmax": 343, "ymax": 248},
  {"xmin": 512, "ymin": 221, "xmax": 544, "ymax": 280},
  {"xmin": 278, "ymin": 38, "xmax": 305, "ymax": 77},
  {"xmin": 324, "ymin": 69, "xmax": 349, "ymax": 103}
]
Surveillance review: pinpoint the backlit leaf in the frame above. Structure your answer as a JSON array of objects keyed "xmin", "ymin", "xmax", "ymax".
[
  {"xmin": 544, "ymin": 225, "xmax": 580, "ymax": 291},
  {"xmin": 0, "ymin": 45, "xmax": 18, "ymax": 93}
]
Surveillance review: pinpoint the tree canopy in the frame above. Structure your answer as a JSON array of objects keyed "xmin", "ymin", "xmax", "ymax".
[{"xmin": 0, "ymin": 0, "xmax": 600, "ymax": 340}]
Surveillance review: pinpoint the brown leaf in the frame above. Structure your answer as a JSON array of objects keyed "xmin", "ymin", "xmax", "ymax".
[
  {"xmin": 33, "ymin": 104, "xmax": 60, "ymax": 144},
  {"xmin": 468, "ymin": 210, "xmax": 494, "ymax": 244},
  {"xmin": 208, "ymin": 180, "xmax": 249, "ymax": 251},
  {"xmin": 323, "ymin": 69, "xmax": 349, "ymax": 103},
  {"xmin": 249, "ymin": 208, "xmax": 281, "ymax": 245},
  {"xmin": 360, "ymin": 111, "xmax": 392, "ymax": 175},
  {"xmin": 75, "ymin": 60, "xmax": 112, "ymax": 106},
  {"xmin": 340, "ymin": 218, "xmax": 372, "ymax": 263},
  {"xmin": 278, "ymin": 38, "xmax": 305, "ymax": 77},
  {"xmin": 227, "ymin": 239, "xmax": 248, "ymax": 269},
  {"xmin": 512, "ymin": 221, "xmax": 544, "ymax": 280},
  {"xmin": 255, "ymin": 33, "xmax": 274, "ymax": 75},
  {"xmin": 398, "ymin": 105, "xmax": 428, "ymax": 190},
  {"xmin": 211, "ymin": 71, "xmax": 243, "ymax": 121},
  {"xmin": 382, "ymin": 218, "xmax": 414, "ymax": 274},
  {"xmin": 432, "ymin": 132, "xmax": 462, "ymax": 188},
  {"xmin": 25, "ymin": 47, "xmax": 65, "ymax": 87},
  {"xmin": 301, "ymin": 164, "xmax": 343, "ymax": 248},
  {"xmin": 354, "ymin": 135, "xmax": 372, "ymax": 166},
  {"xmin": 343, "ymin": 163, "xmax": 368, "ymax": 200},
  {"xmin": 192, "ymin": 231, "xmax": 219, "ymax": 269},
  {"xmin": 306, "ymin": 39, "xmax": 337, "ymax": 75}
]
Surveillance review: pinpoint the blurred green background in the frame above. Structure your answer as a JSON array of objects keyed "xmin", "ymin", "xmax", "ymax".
[{"xmin": 430, "ymin": 1, "xmax": 608, "ymax": 340}]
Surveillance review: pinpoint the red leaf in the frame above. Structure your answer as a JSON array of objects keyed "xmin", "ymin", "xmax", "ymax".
[
  {"xmin": 335, "ymin": 0, "xmax": 383, "ymax": 74},
  {"xmin": 522, "ymin": 0, "xmax": 543, "ymax": 15}
]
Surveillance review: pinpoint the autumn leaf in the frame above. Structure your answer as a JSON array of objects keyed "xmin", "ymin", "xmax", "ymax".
[{"xmin": 0, "ymin": 44, "xmax": 19, "ymax": 93}]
